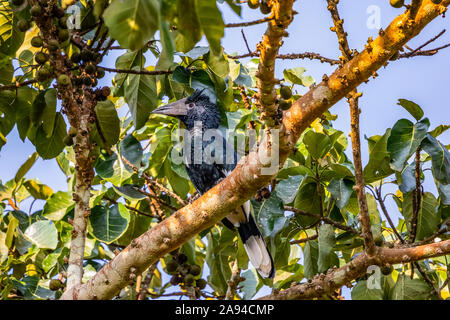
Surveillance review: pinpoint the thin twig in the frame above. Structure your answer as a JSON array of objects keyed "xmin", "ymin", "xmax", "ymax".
[
  {"xmin": 225, "ymin": 16, "xmax": 273, "ymax": 28},
  {"xmin": 98, "ymin": 66, "xmax": 173, "ymax": 76},
  {"xmin": 137, "ymin": 262, "xmax": 158, "ymax": 300},
  {"xmin": 376, "ymin": 187, "xmax": 404, "ymax": 243},
  {"xmin": 0, "ymin": 79, "xmax": 38, "ymax": 91}
]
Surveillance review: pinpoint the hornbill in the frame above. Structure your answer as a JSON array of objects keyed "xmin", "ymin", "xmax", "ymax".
[{"xmin": 152, "ymin": 89, "xmax": 275, "ymax": 278}]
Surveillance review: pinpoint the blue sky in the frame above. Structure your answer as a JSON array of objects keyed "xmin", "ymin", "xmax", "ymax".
[{"xmin": 1, "ymin": 1, "xmax": 449, "ymax": 299}]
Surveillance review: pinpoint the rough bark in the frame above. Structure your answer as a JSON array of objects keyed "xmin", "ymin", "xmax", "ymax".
[
  {"xmin": 60, "ymin": 0, "xmax": 450, "ymax": 300},
  {"xmin": 257, "ymin": 0, "xmax": 295, "ymax": 126},
  {"xmin": 259, "ymin": 240, "xmax": 450, "ymax": 300}
]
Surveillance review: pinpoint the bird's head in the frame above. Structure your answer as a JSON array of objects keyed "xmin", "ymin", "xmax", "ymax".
[{"xmin": 152, "ymin": 89, "xmax": 221, "ymax": 130}]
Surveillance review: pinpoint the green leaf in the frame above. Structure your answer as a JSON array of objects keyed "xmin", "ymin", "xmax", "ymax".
[
  {"xmin": 113, "ymin": 185, "xmax": 146, "ymax": 201},
  {"xmin": 366, "ymin": 194, "xmax": 383, "ymax": 244},
  {"xmin": 195, "ymin": 0, "xmax": 224, "ymax": 56},
  {"xmin": 387, "ymin": 118, "xmax": 429, "ymax": 171},
  {"xmin": 113, "ymin": 51, "xmax": 142, "ymax": 95},
  {"xmin": 363, "ymin": 129, "xmax": 394, "ymax": 183},
  {"xmin": 283, "ymin": 67, "xmax": 315, "ymax": 87},
  {"xmin": 254, "ymin": 193, "xmax": 287, "ymax": 238},
  {"xmin": 95, "ymin": 152, "xmax": 133, "ymax": 186},
  {"xmin": 239, "ymin": 269, "xmax": 262, "ymax": 299},
  {"xmin": 174, "ymin": 0, "xmax": 202, "ymax": 52},
  {"xmin": 42, "ymin": 191, "xmax": 74, "ymax": 221},
  {"xmin": 124, "ymin": 67, "xmax": 158, "ymax": 129},
  {"xmin": 14, "ymin": 152, "xmax": 39, "ymax": 183},
  {"xmin": 119, "ymin": 134, "xmax": 143, "ymax": 170},
  {"xmin": 116, "ymin": 211, "xmax": 152, "ymax": 246},
  {"xmin": 293, "ymin": 182, "xmax": 321, "ymax": 227},
  {"xmin": 34, "ymin": 113, "xmax": 67, "ymax": 159},
  {"xmin": 0, "ymin": 231, "xmax": 8, "ymax": 264},
  {"xmin": 95, "ymin": 100, "xmax": 120, "ymax": 146},
  {"xmin": 89, "ymin": 204, "xmax": 130, "ymax": 244},
  {"xmin": 398, "ymin": 162, "xmax": 416, "ymax": 193},
  {"xmin": 327, "ymin": 179, "xmax": 354, "ymax": 209},
  {"xmin": 397, "ymin": 99, "xmax": 424, "ymax": 121},
  {"xmin": 429, "ymin": 124, "xmax": 450, "ymax": 138},
  {"xmin": 205, "ymin": 230, "xmax": 232, "ymax": 296},
  {"xmin": 0, "ymin": 1, "xmax": 25, "ymax": 57},
  {"xmin": 103, "ymin": 0, "xmax": 160, "ymax": 51},
  {"xmin": 23, "ymin": 180, "xmax": 53, "ymax": 200},
  {"xmin": 275, "ymin": 175, "xmax": 304, "ymax": 204},
  {"xmin": 303, "ymin": 131, "xmax": 332, "ymax": 160},
  {"xmin": 390, "ymin": 274, "xmax": 430, "ymax": 300},
  {"xmin": 352, "ymin": 280, "xmax": 384, "ymax": 300},
  {"xmin": 402, "ymin": 192, "xmax": 440, "ymax": 241},
  {"xmin": 303, "ymin": 240, "xmax": 319, "ymax": 279},
  {"xmin": 24, "ymin": 221, "xmax": 58, "ymax": 250},
  {"xmin": 5, "ymin": 216, "xmax": 18, "ymax": 248},
  {"xmin": 317, "ymin": 224, "xmax": 337, "ymax": 273},
  {"xmin": 421, "ymin": 134, "xmax": 450, "ymax": 185},
  {"xmin": 148, "ymin": 127, "xmax": 172, "ymax": 176}
]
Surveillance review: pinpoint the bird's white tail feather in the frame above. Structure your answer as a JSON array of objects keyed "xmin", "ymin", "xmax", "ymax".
[{"xmin": 243, "ymin": 235, "xmax": 274, "ymax": 278}]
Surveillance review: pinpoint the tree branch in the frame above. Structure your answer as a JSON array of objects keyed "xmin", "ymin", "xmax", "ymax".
[
  {"xmin": 259, "ymin": 240, "xmax": 450, "ymax": 300},
  {"xmin": 60, "ymin": 0, "xmax": 450, "ymax": 300},
  {"xmin": 225, "ymin": 16, "xmax": 273, "ymax": 28},
  {"xmin": 256, "ymin": 0, "xmax": 295, "ymax": 127}
]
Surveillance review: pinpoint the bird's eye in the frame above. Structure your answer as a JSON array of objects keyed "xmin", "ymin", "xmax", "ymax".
[{"xmin": 187, "ymin": 103, "xmax": 195, "ymax": 109}]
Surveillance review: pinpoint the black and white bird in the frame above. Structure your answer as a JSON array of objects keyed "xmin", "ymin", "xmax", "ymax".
[{"xmin": 152, "ymin": 89, "xmax": 275, "ymax": 278}]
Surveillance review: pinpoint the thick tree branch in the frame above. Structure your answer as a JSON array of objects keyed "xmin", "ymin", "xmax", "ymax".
[
  {"xmin": 259, "ymin": 239, "xmax": 450, "ymax": 300},
  {"xmin": 256, "ymin": 0, "xmax": 295, "ymax": 127},
  {"xmin": 60, "ymin": 0, "xmax": 450, "ymax": 300}
]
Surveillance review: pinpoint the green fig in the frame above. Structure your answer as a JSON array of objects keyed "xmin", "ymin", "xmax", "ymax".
[{"xmin": 390, "ymin": 0, "xmax": 404, "ymax": 8}]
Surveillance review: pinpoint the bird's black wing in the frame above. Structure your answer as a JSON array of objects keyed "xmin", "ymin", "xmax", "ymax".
[{"xmin": 182, "ymin": 131, "xmax": 275, "ymax": 278}]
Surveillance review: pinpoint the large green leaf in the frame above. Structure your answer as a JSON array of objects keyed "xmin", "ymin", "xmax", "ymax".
[
  {"xmin": 205, "ymin": 230, "xmax": 232, "ymax": 296},
  {"xmin": 390, "ymin": 274, "xmax": 430, "ymax": 300},
  {"xmin": 42, "ymin": 191, "xmax": 73, "ymax": 220},
  {"xmin": 293, "ymin": 182, "xmax": 321, "ymax": 227},
  {"xmin": 317, "ymin": 224, "xmax": 338, "ymax": 273},
  {"xmin": 89, "ymin": 204, "xmax": 131, "ymax": 243},
  {"xmin": 363, "ymin": 129, "xmax": 393, "ymax": 183},
  {"xmin": 23, "ymin": 180, "xmax": 53, "ymax": 200},
  {"xmin": 303, "ymin": 130, "xmax": 332, "ymax": 160},
  {"xmin": 387, "ymin": 118, "xmax": 429, "ymax": 171},
  {"xmin": 95, "ymin": 100, "xmax": 120, "ymax": 146},
  {"xmin": 174, "ymin": 0, "xmax": 202, "ymax": 52},
  {"xmin": 397, "ymin": 99, "xmax": 424, "ymax": 121},
  {"xmin": 34, "ymin": 113, "xmax": 67, "ymax": 159},
  {"xmin": 275, "ymin": 175, "xmax": 304, "ymax": 204},
  {"xmin": 24, "ymin": 221, "xmax": 58, "ymax": 250},
  {"xmin": 283, "ymin": 67, "xmax": 315, "ymax": 87},
  {"xmin": 421, "ymin": 134, "xmax": 450, "ymax": 185},
  {"xmin": 195, "ymin": 0, "xmax": 224, "ymax": 56},
  {"xmin": 124, "ymin": 67, "xmax": 158, "ymax": 129},
  {"xmin": 239, "ymin": 269, "xmax": 262, "ymax": 299},
  {"xmin": 14, "ymin": 152, "xmax": 39, "ymax": 183},
  {"xmin": 303, "ymin": 240, "xmax": 319, "ymax": 279},
  {"xmin": 0, "ymin": 1, "xmax": 25, "ymax": 57},
  {"xmin": 327, "ymin": 178, "xmax": 354, "ymax": 209},
  {"xmin": 103, "ymin": 0, "xmax": 160, "ymax": 51},
  {"xmin": 254, "ymin": 193, "xmax": 287, "ymax": 238},
  {"xmin": 402, "ymin": 192, "xmax": 440, "ymax": 241},
  {"xmin": 351, "ymin": 280, "xmax": 384, "ymax": 300}
]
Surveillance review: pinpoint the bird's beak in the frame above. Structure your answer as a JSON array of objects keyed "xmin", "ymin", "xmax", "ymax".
[{"xmin": 152, "ymin": 98, "xmax": 188, "ymax": 116}]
